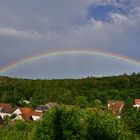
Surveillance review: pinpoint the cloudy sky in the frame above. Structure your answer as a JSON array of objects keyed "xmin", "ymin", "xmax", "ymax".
[{"xmin": 0, "ymin": 0, "xmax": 140, "ymax": 79}]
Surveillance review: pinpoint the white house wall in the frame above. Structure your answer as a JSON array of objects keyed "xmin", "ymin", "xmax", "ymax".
[
  {"xmin": 0, "ymin": 112, "xmax": 11, "ymax": 119},
  {"xmin": 32, "ymin": 115, "xmax": 41, "ymax": 121},
  {"xmin": 13, "ymin": 108, "xmax": 22, "ymax": 115}
]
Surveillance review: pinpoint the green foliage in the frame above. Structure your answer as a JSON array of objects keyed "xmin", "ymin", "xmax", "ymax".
[
  {"xmin": 58, "ymin": 90, "xmax": 74, "ymax": 104},
  {"xmin": 61, "ymin": 108, "xmax": 88, "ymax": 140},
  {"xmin": 122, "ymin": 107, "xmax": 140, "ymax": 134},
  {"xmin": 3, "ymin": 115, "xmax": 11, "ymax": 126},
  {"xmin": 94, "ymin": 99, "xmax": 102, "ymax": 108},
  {"xmin": 0, "ymin": 120, "xmax": 38, "ymax": 140},
  {"xmin": 87, "ymin": 111, "xmax": 131, "ymax": 140},
  {"xmin": 75, "ymin": 96, "xmax": 88, "ymax": 108},
  {"xmin": 1, "ymin": 107, "xmax": 134, "ymax": 140},
  {"xmin": 0, "ymin": 74, "xmax": 140, "ymax": 107},
  {"xmin": 35, "ymin": 107, "xmax": 133, "ymax": 140},
  {"xmin": 0, "ymin": 74, "xmax": 140, "ymax": 139},
  {"xmin": 35, "ymin": 108, "xmax": 63, "ymax": 140}
]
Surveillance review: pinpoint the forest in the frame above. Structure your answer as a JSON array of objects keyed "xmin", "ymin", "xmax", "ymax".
[
  {"xmin": 0, "ymin": 73, "xmax": 140, "ymax": 139},
  {"xmin": 0, "ymin": 73, "xmax": 140, "ymax": 107}
]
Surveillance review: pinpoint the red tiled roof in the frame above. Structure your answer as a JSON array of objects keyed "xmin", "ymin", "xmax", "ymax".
[
  {"xmin": 32, "ymin": 111, "xmax": 43, "ymax": 116},
  {"xmin": 19, "ymin": 107, "xmax": 42, "ymax": 121},
  {"xmin": 20, "ymin": 107, "xmax": 32, "ymax": 114},
  {"xmin": 135, "ymin": 99, "xmax": 140, "ymax": 105},
  {"xmin": 0, "ymin": 103, "xmax": 12, "ymax": 112},
  {"xmin": 108, "ymin": 100, "xmax": 124, "ymax": 116},
  {"xmin": 19, "ymin": 107, "xmax": 32, "ymax": 121}
]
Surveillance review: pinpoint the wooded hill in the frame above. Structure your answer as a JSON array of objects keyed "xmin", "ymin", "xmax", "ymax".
[
  {"xmin": 0, "ymin": 73, "xmax": 140, "ymax": 139},
  {"xmin": 0, "ymin": 73, "xmax": 140, "ymax": 108}
]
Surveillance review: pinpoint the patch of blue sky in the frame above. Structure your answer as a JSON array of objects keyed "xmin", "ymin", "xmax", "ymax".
[{"xmin": 87, "ymin": 5, "xmax": 130, "ymax": 22}]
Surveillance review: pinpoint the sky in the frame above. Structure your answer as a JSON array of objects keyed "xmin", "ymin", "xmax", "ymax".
[{"xmin": 0, "ymin": 0, "xmax": 140, "ymax": 79}]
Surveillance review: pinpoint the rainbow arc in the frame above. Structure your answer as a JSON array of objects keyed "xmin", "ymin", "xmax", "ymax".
[{"xmin": 0, "ymin": 48, "xmax": 140, "ymax": 73}]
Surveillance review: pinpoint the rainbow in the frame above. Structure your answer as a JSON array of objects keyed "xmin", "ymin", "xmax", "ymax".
[{"xmin": 0, "ymin": 48, "xmax": 140, "ymax": 74}]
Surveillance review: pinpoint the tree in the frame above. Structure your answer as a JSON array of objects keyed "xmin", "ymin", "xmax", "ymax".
[
  {"xmin": 75, "ymin": 96, "xmax": 88, "ymax": 108},
  {"xmin": 58, "ymin": 90, "xmax": 73, "ymax": 104},
  {"xmin": 61, "ymin": 108, "xmax": 88, "ymax": 140},
  {"xmin": 3, "ymin": 115, "xmax": 10, "ymax": 126},
  {"xmin": 35, "ymin": 108, "xmax": 63, "ymax": 140},
  {"xmin": 87, "ymin": 111, "xmax": 131, "ymax": 140},
  {"xmin": 94, "ymin": 99, "xmax": 102, "ymax": 109},
  {"xmin": 122, "ymin": 107, "xmax": 140, "ymax": 135}
]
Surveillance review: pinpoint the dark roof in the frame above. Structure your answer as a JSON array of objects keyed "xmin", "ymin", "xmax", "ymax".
[
  {"xmin": 35, "ymin": 105, "xmax": 49, "ymax": 111},
  {"xmin": 10, "ymin": 106, "xmax": 19, "ymax": 114}
]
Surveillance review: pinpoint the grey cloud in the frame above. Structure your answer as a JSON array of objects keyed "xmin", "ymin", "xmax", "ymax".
[{"xmin": 0, "ymin": 0, "xmax": 140, "ymax": 78}]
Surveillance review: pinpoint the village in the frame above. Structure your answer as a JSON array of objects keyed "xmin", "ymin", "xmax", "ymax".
[{"xmin": 0, "ymin": 99, "xmax": 140, "ymax": 128}]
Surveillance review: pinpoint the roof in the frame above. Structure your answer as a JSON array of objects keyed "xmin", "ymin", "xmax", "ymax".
[
  {"xmin": 35, "ymin": 105, "xmax": 49, "ymax": 111},
  {"xmin": 135, "ymin": 99, "xmax": 140, "ymax": 105},
  {"xmin": 35, "ymin": 102, "xmax": 59, "ymax": 112},
  {"xmin": 10, "ymin": 106, "xmax": 19, "ymax": 114},
  {"xmin": 0, "ymin": 103, "xmax": 12, "ymax": 113},
  {"xmin": 108, "ymin": 100, "xmax": 124, "ymax": 116},
  {"xmin": 31, "ymin": 111, "xmax": 43, "ymax": 116},
  {"xmin": 19, "ymin": 107, "xmax": 43, "ymax": 121},
  {"xmin": 20, "ymin": 107, "xmax": 33, "ymax": 121}
]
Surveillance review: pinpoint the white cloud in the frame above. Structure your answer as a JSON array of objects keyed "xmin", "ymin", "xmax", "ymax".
[{"xmin": 0, "ymin": 27, "xmax": 50, "ymax": 39}]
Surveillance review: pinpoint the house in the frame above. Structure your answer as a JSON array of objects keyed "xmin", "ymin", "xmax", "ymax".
[
  {"xmin": 133, "ymin": 99, "xmax": 140, "ymax": 108},
  {"xmin": 0, "ymin": 103, "xmax": 12, "ymax": 119},
  {"xmin": 107, "ymin": 100, "xmax": 124, "ymax": 118},
  {"xmin": 12, "ymin": 107, "xmax": 27, "ymax": 121},
  {"xmin": 12, "ymin": 107, "xmax": 43, "ymax": 121}
]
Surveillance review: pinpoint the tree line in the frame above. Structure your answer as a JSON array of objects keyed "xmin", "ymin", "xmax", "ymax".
[{"xmin": 0, "ymin": 73, "xmax": 140, "ymax": 107}]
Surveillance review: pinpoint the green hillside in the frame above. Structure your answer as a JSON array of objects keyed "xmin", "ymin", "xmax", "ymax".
[{"xmin": 0, "ymin": 73, "xmax": 140, "ymax": 140}]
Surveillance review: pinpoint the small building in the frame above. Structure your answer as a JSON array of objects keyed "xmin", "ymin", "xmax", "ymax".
[
  {"xmin": 107, "ymin": 100, "xmax": 124, "ymax": 118},
  {"xmin": 133, "ymin": 99, "xmax": 140, "ymax": 108}
]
